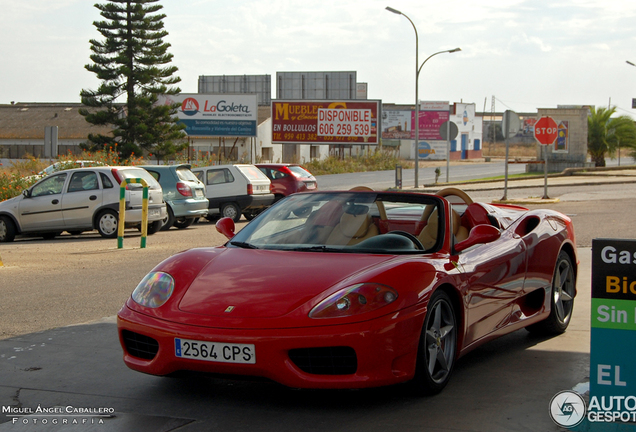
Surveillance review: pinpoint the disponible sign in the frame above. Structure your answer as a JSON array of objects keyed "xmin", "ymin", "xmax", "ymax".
[
  {"xmin": 317, "ymin": 108, "xmax": 372, "ymax": 137},
  {"xmin": 590, "ymin": 239, "xmax": 636, "ymax": 421},
  {"xmin": 158, "ymin": 93, "xmax": 258, "ymax": 137},
  {"xmin": 272, "ymin": 100, "xmax": 379, "ymax": 144}
]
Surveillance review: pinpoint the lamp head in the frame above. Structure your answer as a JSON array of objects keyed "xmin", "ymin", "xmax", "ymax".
[{"xmin": 385, "ymin": 6, "xmax": 402, "ymax": 15}]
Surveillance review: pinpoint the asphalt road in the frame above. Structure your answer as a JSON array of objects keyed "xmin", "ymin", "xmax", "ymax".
[
  {"xmin": 0, "ymin": 179, "xmax": 634, "ymax": 431},
  {"xmin": 315, "ymin": 157, "xmax": 636, "ymax": 191}
]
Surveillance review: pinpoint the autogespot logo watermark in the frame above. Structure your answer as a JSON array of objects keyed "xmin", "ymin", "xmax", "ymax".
[{"xmin": 549, "ymin": 391, "xmax": 586, "ymax": 428}]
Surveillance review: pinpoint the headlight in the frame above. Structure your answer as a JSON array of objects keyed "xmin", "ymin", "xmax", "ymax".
[
  {"xmin": 132, "ymin": 272, "xmax": 175, "ymax": 308},
  {"xmin": 309, "ymin": 283, "xmax": 398, "ymax": 319}
]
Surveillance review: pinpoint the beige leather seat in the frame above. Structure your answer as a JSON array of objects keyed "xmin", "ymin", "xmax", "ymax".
[
  {"xmin": 418, "ymin": 208, "xmax": 469, "ymax": 249},
  {"xmin": 453, "ymin": 209, "xmax": 469, "ymax": 243},
  {"xmin": 418, "ymin": 208, "xmax": 439, "ymax": 250},
  {"xmin": 326, "ymin": 208, "xmax": 379, "ymax": 246}
]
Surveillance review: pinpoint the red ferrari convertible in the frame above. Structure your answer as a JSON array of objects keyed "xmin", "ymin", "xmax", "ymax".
[{"xmin": 117, "ymin": 187, "xmax": 577, "ymax": 394}]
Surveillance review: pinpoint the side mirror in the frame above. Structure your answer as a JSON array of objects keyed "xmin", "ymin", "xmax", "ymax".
[
  {"xmin": 22, "ymin": 189, "xmax": 31, "ymax": 198},
  {"xmin": 455, "ymin": 224, "xmax": 500, "ymax": 253},
  {"xmin": 216, "ymin": 217, "xmax": 236, "ymax": 240}
]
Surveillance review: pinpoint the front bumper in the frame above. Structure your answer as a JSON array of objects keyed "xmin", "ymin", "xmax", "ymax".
[{"xmin": 117, "ymin": 304, "xmax": 425, "ymax": 389}]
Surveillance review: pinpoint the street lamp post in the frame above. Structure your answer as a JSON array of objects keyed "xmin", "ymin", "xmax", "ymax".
[{"xmin": 385, "ymin": 6, "xmax": 460, "ymax": 187}]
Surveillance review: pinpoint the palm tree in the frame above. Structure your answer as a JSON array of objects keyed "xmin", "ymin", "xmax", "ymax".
[{"xmin": 587, "ymin": 106, "xmax": 636, "ymax": 167}]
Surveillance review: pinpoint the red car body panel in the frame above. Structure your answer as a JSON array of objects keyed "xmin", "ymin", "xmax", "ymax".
[
  {"xmin": 117, "ymin": 191, "xmax": 577, "ymax": 389},
  {"xmin": 256, "ymin": 163, "xmax": 317, "ymax": 198}
]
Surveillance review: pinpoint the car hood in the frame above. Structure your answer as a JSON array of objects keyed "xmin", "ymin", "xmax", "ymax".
[
  {"xmin": 178, "ymin": 248, "xmax": 395, "ymax": 319},
  {"xmin": 0, "ymin": 194, "xmax": 21, "ymax": 208}
]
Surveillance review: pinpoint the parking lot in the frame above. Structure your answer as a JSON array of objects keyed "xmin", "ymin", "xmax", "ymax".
[{"xmin": 0, "ymin": 183, "xmax": 634, "ymax": 431}]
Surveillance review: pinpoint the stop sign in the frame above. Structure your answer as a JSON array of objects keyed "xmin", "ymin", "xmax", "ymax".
[{"xmin": 534, "ymin": 116, "xmax": 558, "ymax": 145}]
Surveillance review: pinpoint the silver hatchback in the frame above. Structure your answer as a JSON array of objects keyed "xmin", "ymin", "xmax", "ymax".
[{"xmin": 0, "ymin": 166, "xmax": 167, "ymax": 241}]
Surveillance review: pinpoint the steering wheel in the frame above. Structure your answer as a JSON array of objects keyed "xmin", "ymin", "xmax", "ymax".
[
  {"xmin": 388, "ymin": 231, "xmax": 425, "ymax": 250},
  {"xmin": 436, "ymin": 187, "xmax": 474, "ymax": 205}
]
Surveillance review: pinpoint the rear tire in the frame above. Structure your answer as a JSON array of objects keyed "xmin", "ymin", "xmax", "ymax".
[
  {"xmin": 41, "ymin": 232, "xmax": 61, "ymax": 240},
  {"xmin": 0, "ymin": 216, "xmax": 16, "ymax": 242},
  {"xmin": 526, "ymin": 251, "xmax": 575, "ymax": 335},
  {"xmin": 96, "ymin": 209, "xmax": 118, "ymax": 239},
  {"xmin": 412, "ymin": 290, "xmax": 457, "ymax": 395},
  {"xmin": 243, "ymin": 210, "xmax": 262, "ymax": 221}
]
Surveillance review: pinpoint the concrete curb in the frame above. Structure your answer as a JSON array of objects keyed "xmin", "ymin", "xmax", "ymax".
[{"xmin": 491, "ymin": 197, "xmax": 561, "ymax": 205}]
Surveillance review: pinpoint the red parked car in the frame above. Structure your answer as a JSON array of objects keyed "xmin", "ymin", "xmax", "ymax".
[
  {"xmin": 117, "ymin": 187, "xmax": 577, "ymax": 394},
  {"xmin": 256, "ymin": 163, "xmax": 317, "ymax": 201}
]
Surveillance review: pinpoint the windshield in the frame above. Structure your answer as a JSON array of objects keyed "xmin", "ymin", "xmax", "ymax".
[
  {"xmin": 117, "ymin": 168, "xmax": 161, "ymax": 189},
  {"xmin": 288, "ymin": 165, "xmax": 314, "ymax": 178},
  {"xmin": 231, "ymin": 192, "xmax": 443, "ymax": 254},
  {"xmin": 175, "ymin": 167, "xmax": 200, "ymax": 182},
  {"xmin": 237, "ymin": 165, "xmax": 269, "ymax": 182}
]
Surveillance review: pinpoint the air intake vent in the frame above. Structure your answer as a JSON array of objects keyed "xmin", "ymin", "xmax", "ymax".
[
  {"xmin": 288, "ymin": 346, "xmax": 357, "ymax": 375},
  {"xmin": 122, "ymin": 330, "xmax": 159, "ymax": 360}
]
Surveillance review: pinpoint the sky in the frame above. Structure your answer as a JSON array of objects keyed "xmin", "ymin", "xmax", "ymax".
[{"xmin": 2, "ymin": 0, "xmax": 636, "ymax": 118}]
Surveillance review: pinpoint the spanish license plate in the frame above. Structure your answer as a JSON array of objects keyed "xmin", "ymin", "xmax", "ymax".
[
  {"xmin": 195, "ymin": 189, "xmax": 204, "ymax": 198},
  {"xmin": 175, "ymin": 338, "xmax": 256, "ymax": 364},
  {"xmin": 306, "ymin": 182, "xmax": 316, "ymax": 190},
  {"xmin": 149, "ymin": 208, "xmax": 160, "ymax": 217}
]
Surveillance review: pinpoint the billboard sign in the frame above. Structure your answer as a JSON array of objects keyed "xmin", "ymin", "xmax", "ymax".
[
  {"xmin": 555, "ymin": 121, "xmax": 569, "ymax": 153},
  {"xmin": 158, "ymin": 93, "xmax": 258, "ymax": 137},
  {"xmin": 417, "ymin": 141, "xmax": 446, "ymax": 160},
  {"xmin": 271, "ymin": 100, "xmax": 379, "ymax": 144},
  {"xmin": 590, "ymin": 239, "xmax": 636, "ymax": 421},
  {"xmin": 413, "ymin": 101, "xmax": 450, "ymax": 141},
  {"xmin": 382, "ymin": 110, "xmax": 411, "ymax": 139}
]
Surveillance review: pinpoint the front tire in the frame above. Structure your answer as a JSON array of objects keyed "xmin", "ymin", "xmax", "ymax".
[
  {"xmin": 526, "ymin": 251, "xmax": 575, "ymax": 335},
  {"xmin": 221, "ymin": 202, "xmax": 241, "ymax": 222},
  {"xmin": 96, "ymin": 209, "xmax": 118, "ymax": 239},
  {"xmin": 147, "ymin": 220, "xmax": 162, "ymax": 235},
  {"xmin": 173, "ymin": 217, "xmax": 194, "ymax": 229},
  {"xmin": 0, "ymin": 216, "xmax": 16, "ymax": 242},
  {"xmin": 160, "ymin": 206, "xmax": 175, "ymax": 231},
  {"xmin": 412, "ymin": 290, "xmax": 457, "ymax": 395}
]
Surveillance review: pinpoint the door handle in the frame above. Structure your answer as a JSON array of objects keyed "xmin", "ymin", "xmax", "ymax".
[
  {"xmin": 52, "ymin": 199, "xmax": 59, "ymax": 205},
  {"xmin": 90, "ymin": 195, "xmax": 97, "ymax": 201}
]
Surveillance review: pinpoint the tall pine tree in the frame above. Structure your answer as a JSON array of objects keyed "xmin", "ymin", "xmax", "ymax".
[{"xmin": 80, "ymin": 0, "xmax": 186, "ymax": 159}]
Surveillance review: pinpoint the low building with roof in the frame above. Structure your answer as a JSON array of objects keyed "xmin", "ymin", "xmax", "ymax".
[{"xmin": 0, "ymin": 102, "xmax": 111, "ymax": 160}]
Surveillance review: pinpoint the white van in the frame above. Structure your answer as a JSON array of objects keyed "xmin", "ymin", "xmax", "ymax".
[{"xmin": 191, "ymin": 164, "xmax": 274, "ymax": 222}]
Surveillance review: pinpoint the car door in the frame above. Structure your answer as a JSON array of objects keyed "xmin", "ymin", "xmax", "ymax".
[
  {"xmin": 61, "ymin": 170, "xmax": 103, "ymax": 228},
  {"xmin": 203, "ymin": 168, "xmax": 240, "ymax": 205},
  {"xmin": 18, "ymin": 173, "xmax": 68, "ymax": 232},
  {"xmin": 456, "ymin": 227, "xmax": 528, "ymax": 347}
]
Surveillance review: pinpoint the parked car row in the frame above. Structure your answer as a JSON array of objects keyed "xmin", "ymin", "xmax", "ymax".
[
  {"xmin": 0, "ymin": 166, "xmax": 167, "ymax": 242},
  {"xmin": 0, "ymin": 162, "xmax": 318, "ymax": 242},
  {"xmin": 140, "ymin": 164, "xmax": 208, "ymax": 231}
]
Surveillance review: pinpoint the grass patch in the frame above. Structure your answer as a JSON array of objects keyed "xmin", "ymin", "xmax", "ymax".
[{"xmin": 305, "ymin": 148, "xmax": 402, "ymax": 176}]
